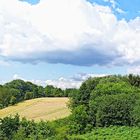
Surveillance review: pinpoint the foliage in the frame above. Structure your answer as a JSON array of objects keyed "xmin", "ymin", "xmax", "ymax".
[
  {"xmin": 72, "ymin": 126, "xmax": 140, "ymax": 140},
  {"xmin": 70, "ymin": 74, "xmax": 140, "ymax": 132},
  {"xmin": 89, "ymin": 93, "xmax": 139, "ymax": 127},
  {"xmin": 24, "ymin": 92, "xmax": 34, "ymax": 100},
  {"xmin": 69, "ymin": 105, "xmax": 89, "ymax": 134},
  {"xmin": 69, "ymin": 77, "xmax": 101, "ymax": 108},
  {"xmin": 0, "ymin": 115, "xmax": 56, "ymax": 140},
  {"xmin": 0, "ymin": 114, "xmax": 20, "ymax": 139}
]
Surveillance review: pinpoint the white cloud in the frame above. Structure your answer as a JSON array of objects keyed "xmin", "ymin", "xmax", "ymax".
[
  {"xmin": 11, "ymin": 74, "xmax": 82, "ymax": 89},
  {"xmin": 0, "ymin": 0, "xmax": 139, "ymax": 66},
  {"xmin": 0, "ymin": 60, "xmax": 10, "ymax": 66},
  {"xmin": 127, "ymin": 66, "xmax": 140, "ymax": 75},
  {"xmin": 3, "ymin": 73, "xmax": 107, "ymax": 89},
  {"xmin": 13, "ymin": 74, "xmax": 22, "ymax": 79},
  {"xmin": 46, "ymin": 77, "xmax": 81, "ymax": 89},
  {"xmin": 104, "ymin": 0, "xmax": 116, "ymax": 8},
  {"xmin": 46, "ymin": 73, "xmax": 107, "ymax": 89},
  {"xmin": 12, "ymin": 74, "xmax": 47, "ymax": 87},
  {"xmin": 116, "ymin": 8, "xmax": 125, "ymax": 14},
  {"xmin": 103, "ymin": 0, "xmax": 125, "ymax": 14}
]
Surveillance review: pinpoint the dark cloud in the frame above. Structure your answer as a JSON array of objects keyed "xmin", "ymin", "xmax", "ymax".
[{"xmin": 5, "ymin": 43, "xmax": 123, "ymax": 66}]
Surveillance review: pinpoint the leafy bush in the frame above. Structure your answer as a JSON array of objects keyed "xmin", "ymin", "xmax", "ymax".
[{"xmin": 72, "ymin": 126, "xmax": 140, "ymax": 140}]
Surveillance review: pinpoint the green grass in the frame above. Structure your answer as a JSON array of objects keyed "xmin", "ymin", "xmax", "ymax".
[
  {"xmin": 71, "ymin": 126, "xmax": 140, "ymax": 140},
  {"xmin": 0, "ymin": 97, "xmax": 70, "ymax": 121}
]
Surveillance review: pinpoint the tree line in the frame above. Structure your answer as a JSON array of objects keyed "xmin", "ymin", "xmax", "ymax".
[{"xmin": 0, "ymin": 79, "xmax": 77, "ymax": 109}]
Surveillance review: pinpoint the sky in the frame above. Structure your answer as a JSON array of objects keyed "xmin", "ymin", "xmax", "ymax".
[{"xmin": 0, "ymin": 0, "xmax": 140, "ymax": 89}]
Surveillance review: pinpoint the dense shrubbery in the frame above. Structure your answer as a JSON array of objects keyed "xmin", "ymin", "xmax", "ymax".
[
  {"xmin": 0, "ymin": 115, "xmax": 55, "ymax": 140},
  {"xmin": 71, "ymin": 126, "xmax": 140, "ymax": 140}
]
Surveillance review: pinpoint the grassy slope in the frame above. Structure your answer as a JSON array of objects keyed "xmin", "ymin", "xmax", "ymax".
[{"xmin": 0, "ymin": 97, "xmax": 70, "ymax": 121}]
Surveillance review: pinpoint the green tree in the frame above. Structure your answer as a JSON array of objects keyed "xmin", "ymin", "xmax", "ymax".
[
  {"xmin": 10, "ymin": 96, "xmax": 17, "ymax": 105},
  {"xmin": 89, "ymin": 93, "xmax": 139, "ymax": 127},
  {"xmin": 24, "ymin": 92, "xmax": 33, "ymax": 100}
]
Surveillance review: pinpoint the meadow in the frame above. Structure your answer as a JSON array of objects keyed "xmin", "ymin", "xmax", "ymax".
[{"xmin": 0, "ymin": 97, "xmax": 70, "ymax": 121}]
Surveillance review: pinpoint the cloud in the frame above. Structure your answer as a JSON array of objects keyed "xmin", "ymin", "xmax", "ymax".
[
  {"xmin": 6, "ymin": 73, "xmax": 107, "ymax": 89},
  {"xmin": 103, "ymin": 0, "xmax": 125, "ymax": 14},
  {"xmin": 11, "ymin": 74, "xmax": 82, "ymax": 89},
  {"xmin": 0, "ymin": 0, "xmax": 139, "ymax": 66},
  {"xmin": 127, "ymin": 66, "xmax": 140, "ymax": 75},
  {"xmin": 0, "ymin": 59, "xmax": 9, "ymax": 66},
  {"xmin": 46, "ymin": 73, "xmax": 107, "ymax": 89},
  {"xmin": 46, "ymin": 77, "xmax": 81, "ymax": 89},
  {"xmin": 12, "ymin": 74, "xmax": 47, "ymax": 86},
  {"xmin": 71, "ymin": 73, "xmax": 107, "ymax": 81},
  {"xmin": 13, "ymin": 74, "xmax": 22, "ymax": 79},
  {"xmin": 116, "ymin": 8, "xmax": 125, "ymax": 14},
  {"xmin": 104, "ymin": 0, "xmax": 116, "ymax": 9}
]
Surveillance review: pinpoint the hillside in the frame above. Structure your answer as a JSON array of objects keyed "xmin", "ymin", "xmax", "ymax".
[{"xmin": 0, "ymin": 97, "xmax": 70, "ymax": 121}]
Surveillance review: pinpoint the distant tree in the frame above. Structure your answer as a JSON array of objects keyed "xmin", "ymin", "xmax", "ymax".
[
  {"xmin": 0, "ymin": 87, "xmax": 12, "ymax": 107},
  {"xmin": 24, "ymin": 92, "xmax": 33, "ymax": 100},
  {"xmin": 45, "ymin": 85, "xmax": 54, "ymax": 97},
  {"xmin": 37, "ymin": 86, "xmax": 45, "ymax": 97},
  {"xmin": 10, "ymin": 96, "xmax": 17, "ymax": 105}
]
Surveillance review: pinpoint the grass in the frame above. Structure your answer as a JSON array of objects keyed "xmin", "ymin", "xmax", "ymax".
[{"xmin": 0, "ymin": 97, "xmax": 71, "ymax": 122}]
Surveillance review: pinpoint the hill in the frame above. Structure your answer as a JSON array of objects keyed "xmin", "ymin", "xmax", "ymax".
[{"xmin": 0, "ymin": 97, "xmax": 70, "ymax": 121}]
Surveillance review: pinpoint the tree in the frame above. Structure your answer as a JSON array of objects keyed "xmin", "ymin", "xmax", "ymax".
[
  {"xmin": 45, "ymin": 85, "xmax": 54, "ymax": 97},
  {"xmin": 70, "ymin": 77, "xmax": 102, "ymax": 108},
  {"xmin": 24, "ymin": 92, "xmax": 33, "ymax": 100},
  {"xmin": 89, "ymin": 93, "xmax": 139, "ymax": 127},
  {"xmin": 10, "ymin": 96, "xmax": 17, "ymax": 105},
  {"xmin": 0, "ymin": 87, "xmax": 12, "ymax": 108},
  {"xmin": 90, "ymin": 80, "xmax": 135, "ymax": 100}
]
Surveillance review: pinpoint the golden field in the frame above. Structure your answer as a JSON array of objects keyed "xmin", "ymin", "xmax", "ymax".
[{"xmin": 0, "ymin": 97, "xmax": 71, "ymax": 121}]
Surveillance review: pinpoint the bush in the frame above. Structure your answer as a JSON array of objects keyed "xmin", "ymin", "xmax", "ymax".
[
  {"xmin": 73, "ymin": 126, "xmax": 140, "ymax": 140},
  {"xmin": 69, "ymin": 105, "xmax": 89, "ymax": 134},
  {"xmin": 0, "ymin": 114, "xmax": 20, "ymax": 139}
]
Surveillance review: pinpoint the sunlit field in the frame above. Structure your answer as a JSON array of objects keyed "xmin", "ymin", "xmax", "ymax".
[{"xmin": 0, "ymin": 97, "xmax": 70, "ymax": 121}]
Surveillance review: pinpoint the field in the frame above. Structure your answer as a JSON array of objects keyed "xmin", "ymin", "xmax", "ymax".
[{"xmin": 0, "ymin": 97, "xmax": 70, "ymax": 121}]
